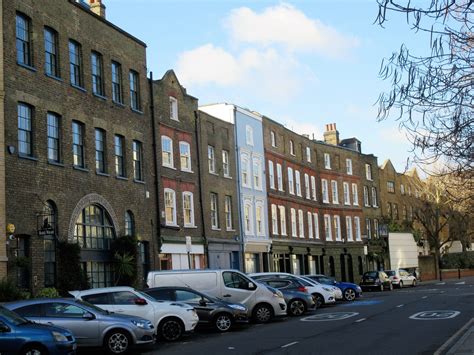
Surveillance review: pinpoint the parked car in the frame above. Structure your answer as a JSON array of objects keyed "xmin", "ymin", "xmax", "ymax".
[
  {"xmin": 248, "ymin": 272, "xmax": 336, "ymax": 308},
  {"xmin": 360, "ymin": 271, "xmax": 393, "ymax": 291},
  {"xmin": 0, "ymin": 305, "xmax": 76, "ymax": 355},
  {"xmin": 146, "ymin": 269, "xmax": 287, "ymax": 323},
  {"xmin": 144, "ymin": 286, "xmax": 248, "ymax": 332},
  {"xmin": 70, "ymin": 286, "xmax": 198, "ymax": 342},
  {"xmin": 304, "ymin": 274, "xmax": 362, "ymax": 301},
  {"xmin": 5, "ymin": 298, "xmax": 155, "ymax": 354},
  {"xmin": 385, "ymin": 269, "xmax": 417, "ymax": 288},
  {"xmin": 257, "ymin": 278, "xmax": 316, "ymax": 316}
]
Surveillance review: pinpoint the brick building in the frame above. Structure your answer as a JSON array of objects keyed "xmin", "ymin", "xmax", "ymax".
[
  {"xmin": 152, "ymin": 70, "xmax": 206, "ymax": 269},
  {"xmin": 197, "ymin": 111, "xmax": 241, "ymax": 269},
  {"xmin": 2, "ymin": 0, "xmax": 156, "ymax": 292}
]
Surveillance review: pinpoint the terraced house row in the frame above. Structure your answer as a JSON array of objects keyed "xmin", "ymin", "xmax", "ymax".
[{"xmin": 0, "ymin": 0, "xmax": 423, "ymax": 293}]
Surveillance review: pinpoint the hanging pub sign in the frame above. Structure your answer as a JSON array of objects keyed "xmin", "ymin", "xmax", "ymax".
[{"xmin": 36, "ymin": 211, "xmax": 55, "ymax": 237}]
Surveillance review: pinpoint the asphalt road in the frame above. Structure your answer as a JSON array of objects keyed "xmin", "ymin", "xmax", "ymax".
[{"xmin": 139, "ymin": 277, "xmax": 474, "ymax": 355}]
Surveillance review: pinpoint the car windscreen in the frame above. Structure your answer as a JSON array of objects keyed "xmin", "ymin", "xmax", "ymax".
[
  {"xmin": 0, "ymin": 306, "xmax": 29, "ymax": 325},
  {"xmin": 385, "ymin": 271, "xmax": 396, "ymax": 276},
  {"xmin": 364, "ymin": 271, "xmax": 378, "ymax": 278}
]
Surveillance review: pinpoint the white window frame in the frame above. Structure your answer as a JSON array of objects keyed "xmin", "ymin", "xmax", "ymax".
[
  {"xmin": 277, "ymin": 163, "xmax": 283, "ymax": 191},
  {"xmin": 164, "ymin": 188, "xmax": 177, "ymax": 226},
  {"xmin": 241, "ymin": 153, "xmax": 250, "ymax": 187},
  {"xmin": 244, "ymin": 200, "xmax": 253, "ymax": 235},
  {"xmin": 182, "ymin": 191, "xmax": 195, "ymax": 227},
  {"xmin": 324, "ymin": 153, "xmax": 331, "ymax": 169},
  {"xmin": 311, "ymin": 176, "xmax": 317, "ymax": 201},
  {"xmin": 169, "ymin": 96, "xmax": 178, "ymax": 121},
  {"xmin": 295, "ymin": 170, "xmax": 302, "ymax": 197},
  {"xmin": 307, "ymin": 212, "xmax": 313, "ymax": 239},
  {"xmin": 313, "ymin": 213, "xmax": 319, "ymax": 239},
  {"xmin": 222, "ymin": 150, "xmax": 230, "ymax": 177},
  {"xmin": 289, "ymin": 140, "xmax": 295, "ymax": 156},
  {"xmin": 343, "ymin": 182, "xmax": 350, "ymax": 205},
  {"xmin": 271, "ymin": 131, "xmax": 277, "ymax": 147},
  {"xmin": 246, "ymin": 125, "xmax": 254, "ymax": 146},
  {"xmin": 400, "ymin": 184, "xmax": 405, "ymax": 195},
  {"xmin": 268, "ymin": 160, "xmax": 275, "ymax": 189},
  {"xmin": 298, "ymin": 209, "xmax": 305, "ymax": 238},
  {"xmin": 371, "ymin": 187, "xmax": 378, "ymax": 207},
  {"xmin": 304, "ymin": 173, "xmax": 310, "ymax": 199},
  {"xmin": 365, "ymin": 163, "xmax": 372, "ymax": 181},
  {"xmin": 271, "ymin": 204, "xmax": 278, "ymax": 235},
  {"xmin": 322, "ymin": 179, "xmax": 329, "ymax": 203},
  {"xmin": 334, "ymin": 215, "xmax": 341, "ymax": 241},
  {"xmin": 306, "ymin": 147, "xmax": 311, "ymax": 162},
  {"xmin": 288, "ymin": 167, "xmax": 295, "ymax": 195},
  {"xmin": 256, "ymin": 201, "xmax": 265, "ymax": 236},
  {"xmin": 179, "ymin": 141, "xmax": 192, "ymax": 172},
  {"xmin": 354, "ymin": 216, "xmax": 361, "ymax": 241},
  {"xmin": 331, "ymin": 180, "xmax": 339, "ymax": 204},
  {"xmin": 161, "ymin": 136, "xmax": 174, "ymax": 168},
  {"xmin": 279, "ymin": 206, "xmax": 287, "ymax": 236},
  {"xmin": 364, "ymin": 186, "xmax": 370, "ymax": 207},
  {"xmin": 373, "ymin": 218, "xmax": 379, "ymax": 238},
  {"xmin": 208, "ymin": 145, "xmax": 216, "ymax": 174},
  {"xmin": 324, "ymin": 214, "xmax": 332, "ymax": 241},
  {"xmin": 366, "ymin": 218, "xmax": 372, "ymax": 239},
  {"xmin": 253, "ymin": 157, "xmax": 262, "ymax": 190},
  {"xmin": 210, "ymin": 193, "xmax": 219, "ymax": 230},
  {"xmin": 346, "ymin": 216, "xmax": 353, "ymax": 241},
  {"xmin": 352, "ymin": 183, "xmax": 359, "ymax": 206},
  {"xmin": 291, "ymin": 208, "xmax": 297, "ymax": 237},
  {"xmin": 225, "ymin": 195, "xmax": 233, "ymax": 231},
  {"xmin": 346, "ymin": 158, "xmax": 353, "ymax": 175}
]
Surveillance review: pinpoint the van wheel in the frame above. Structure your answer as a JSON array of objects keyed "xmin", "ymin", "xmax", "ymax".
[
  {"xmin": 214, "ymin": 313, "xmax": 233, "ymax": 332},
  {"xmin": 252, "ymin": 304, "xmax": 273, "ymax": 323},
  {"xmin": 159, "ymin": 317, "xmax": 184, "ymax": 341},
  {"xmin": 104, "ymin": 329, "xmax": 131, "ymax": 354}
]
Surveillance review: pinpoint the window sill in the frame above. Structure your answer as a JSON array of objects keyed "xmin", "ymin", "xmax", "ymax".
[
  {"xmin": 131, "ymin": 108, "xmax": 143, "ymax": 115},
  {"xmin": 184, "ymin": 225, "xmax": 197, "ymax": 229},
  {"xmin": 209, "ymin": 171, "xmax": 219, "ymax": 176},
  {"xmin": 70, "ymin": 84, "xmax": 86, "ymax": 93},
  {"xmin": 133, "ymin": 179, "xmax": 145, "ymax": 184},
  {"xmin": 48, "ymin": 160, "xmax": 64, "ymax": 167},
  {"xmin": 163, "ymin": 224, "xmax": 180, "ymax": 230},
  {"xmin": 93, "ymin": 93, "xmax": 107, "ymax": 101},
  {"xmin": 226, "ymin": 229, "xmax": 236, "ymax": 232},
  {"xmin": 163, "ymin": 165, "xmax": 177, "ymax": 170},
  {"xmin": 18, "ymin": 154, "xmax": 38, "ymax": 162},
  {"xmin": 113, "ymin": 101, "xmax": 126, "ymax": 108},
  {"xmin": 45, "ymin": 73, "xmax": 62, "ymax": 82},
  {"xmin": 96, "ymin": 171, "xmax": 110, "ymax": 177},
  {"xmin": 116, "ymin": 176, "xmax": 128, "ymax": 181},
  {"xmin": 181, "ymin": 169, "xmax": 194, "ymax": 174},
  {"xmin": 223, "ymin": 175, "xmax": 232, "ymax": 180},
  {"xmin": 170, "ymin": 117, "xmax": 179, "ymax": 122},
  {"xmin": 73, "ymin": 166, "xmax": 89, "ymax": 172},
  {"xmin": 211, "ymin": 227, "xmax": 221, "ymax": 231},
  {"xmin": 17, "ymin": 62, "xmax": 37, "ymax": 72}
]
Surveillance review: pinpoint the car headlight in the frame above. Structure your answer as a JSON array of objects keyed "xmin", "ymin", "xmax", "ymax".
[
  {"xmin": 52, "ymin": 331, "xmax": 68, "ymax": 342},
  {"xmin": 322, "ymin": 287, "xmax": 332, "ymax": 292},
  {"xmin": 131, "ymin": 320, "xmax": 152, "ymax": 329},
  {"xmin": 229, "ymin": 304, "xmax": 247, "ymax": 311},
  {"xmin": 356, "ymin": 286, "xmax": 362, "ymax": 292}
]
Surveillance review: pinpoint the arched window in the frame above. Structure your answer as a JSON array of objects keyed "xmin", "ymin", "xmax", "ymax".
[
  {"xmin": 74, "ymin": 205, "xmax": 115, "ymax": 249},
  {"xmin": 125, "ymin": 210, "xmax": 135, "ymax": 236},
  {"xmin": 43, "ymin": 201, "xmax": 57, "ymax": 287}
]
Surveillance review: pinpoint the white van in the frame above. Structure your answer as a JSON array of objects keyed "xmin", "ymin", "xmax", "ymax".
[{"xmin": 147, "ymin": 269, "xmax": 287, "ymax": 323}]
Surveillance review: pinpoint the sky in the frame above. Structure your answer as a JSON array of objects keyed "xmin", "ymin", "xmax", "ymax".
[{"xmin": 105, "ymin": 0, "xmax": 433, "ymax": 172}]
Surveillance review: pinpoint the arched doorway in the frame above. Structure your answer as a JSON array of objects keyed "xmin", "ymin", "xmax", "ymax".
[
  {"xmin": 347, "ymin": 254, "xmax": 354, "ymax": 283},
  {"xmin": 329, "ymin": 256, "xmax": 335, "ymax": 277},
  {"xmin": 340, "ymin": 254, "xmax": 346, "ymax": 281}
]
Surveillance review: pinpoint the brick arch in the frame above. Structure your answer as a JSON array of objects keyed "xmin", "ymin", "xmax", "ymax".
[{"xmin": 67, "ymin": 193, "xmax": 120, "ymax": 242}]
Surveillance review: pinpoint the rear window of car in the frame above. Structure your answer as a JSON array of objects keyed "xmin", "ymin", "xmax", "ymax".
[
  {"xmin": 146, "ymin": 289, "xmax": 174, "ymax": 301},
  {"xmin": 364, "ymin": 272, "xmax": 378, "ymax": 278},
  {"xmin": 82, "ymin": 293, "xmax": 111, "ymax": 305},
  {"xmin": 14, "ymin": 304, "xmax": 42, "ymax": 317},
  {"xmin": 385, "ymin": 271, "xmax": 395, "ymax": 276}
]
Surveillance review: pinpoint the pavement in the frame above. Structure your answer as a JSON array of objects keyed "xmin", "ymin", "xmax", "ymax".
[{"xmin": 435, "ymin": 318, "xmax": 474, "ymax": 355}]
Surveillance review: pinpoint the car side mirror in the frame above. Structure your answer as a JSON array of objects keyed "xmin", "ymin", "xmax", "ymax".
[
  {"xmin": 82, "ymin": 312, "xmax": 95, "ymax": 320},
  {"xmin": 199, "ymin": 298, "xmax": 207, "ymax": 306},
  {"xmin": 248, "ymin": 282, "xmax": 256, "ymax": 290},
  {"xmin": 0, "ymin": 321, "xmax": 10, "ymax": 332},
  {"xmin": 134, "ymin": 298, "xmax": 148, "ymax": 306}
]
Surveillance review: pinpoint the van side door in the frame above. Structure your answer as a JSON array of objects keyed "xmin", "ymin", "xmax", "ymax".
[{"xmin": 221, "ymin": 271, "xmax": 255, "ymax": 305}]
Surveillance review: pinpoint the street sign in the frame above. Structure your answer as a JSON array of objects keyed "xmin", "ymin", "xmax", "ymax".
[
  {"xmin": 409, "ymin": 310, "xmax": 460, "ymax": 320},
  {"xmin": 301, "ymin": 312, "xmax": 359, "ymax": 322},
  {"xmin": 185, "ymin": 236, "xmax": 192, "ymax": 253}
]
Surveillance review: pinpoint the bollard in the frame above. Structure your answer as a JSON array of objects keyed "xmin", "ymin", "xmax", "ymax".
[{"xmin": 458, "ymin": 268, "xmax": 461, "ymax": 279}]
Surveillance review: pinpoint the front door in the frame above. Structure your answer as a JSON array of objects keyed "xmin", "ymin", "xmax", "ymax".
[
  {"xmin": 110, "ymin": 291, "xmax": 154, "ymax": 323},
  {"xmin": 221, "ymin": 271, "xmax": 255, "ymax": 306}
]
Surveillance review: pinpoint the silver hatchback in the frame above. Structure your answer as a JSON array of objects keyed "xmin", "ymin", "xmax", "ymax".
[{"xmin": 5, "ymin": 298, "xmax": 155, "ymax": 354}]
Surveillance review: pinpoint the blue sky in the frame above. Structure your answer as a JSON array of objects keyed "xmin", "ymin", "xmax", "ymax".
[{"xmin": 106, "ymin": 0, "xmax": 432, "ymax": 172}]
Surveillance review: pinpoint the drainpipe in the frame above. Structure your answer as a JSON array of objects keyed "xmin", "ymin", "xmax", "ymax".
[
  {"xmin": 148, "ymin": 72, "xmax": 162, "ymax": 269},
  {"xmin": 194, "ymin": 110, "xmax": 209, "ymax": 267}
]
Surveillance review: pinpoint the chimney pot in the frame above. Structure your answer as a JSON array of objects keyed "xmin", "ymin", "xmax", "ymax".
[{"xmin": 88, "ymin": 0, "xmax": 106, "ymax": 18}]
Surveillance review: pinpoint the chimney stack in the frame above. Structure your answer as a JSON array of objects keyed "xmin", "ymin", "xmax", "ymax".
[
  {"xmin": 323, "ymin": 123, "xmax": 340, "ymax": 146},
  {"xmin": 88, "ymin": 0, "xmax": 106, "ymax": 18}
]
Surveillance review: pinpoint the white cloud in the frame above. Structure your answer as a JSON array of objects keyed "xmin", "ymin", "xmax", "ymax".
[
  {"xmin": 280, "ymin": 117, "xmax": 323, "ymax": 139},
  {"xmin": 225, "ymin": 3, "xmax": 359, "ymax": 57}
]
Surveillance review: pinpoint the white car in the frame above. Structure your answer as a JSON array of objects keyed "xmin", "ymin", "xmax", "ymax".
[
  {"xmin": 385, "ymin": 269, "xmax": 417, "ymax": 288},
  {"xmin": 249, "ymin": 273, "xmax": 336, "ymax": 307},
  {"xmin": 70, "ymin": 286, "xmax": 199, "ymax": 341},
  {"xmin": 300, "ymin": 276, "xmax": 343, "ymax": 301}
]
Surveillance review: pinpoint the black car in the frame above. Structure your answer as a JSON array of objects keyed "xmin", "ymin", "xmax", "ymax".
[
  {"xmin": 360, "ymin": 271, "xmax": 393, "ymax": 291},
  {"xmin": 257, "ymin": 278, "xmax": 316, "ymax": 316},
  {"xmin": 144, "ymin": 287, "xmax": 248, "ymax": 332}
]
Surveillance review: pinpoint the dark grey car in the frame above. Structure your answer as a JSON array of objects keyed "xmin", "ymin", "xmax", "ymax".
[
  {"xmin": 5, "ymin": 298, "xmax": 154, "ymax": 354},
  {"xmin": 257, "ymin": 278, "xmax": 316, "ymax": 316},
  {"xmin": 144, "ymin": 287, "xmax": 248, "ymax": 332}
]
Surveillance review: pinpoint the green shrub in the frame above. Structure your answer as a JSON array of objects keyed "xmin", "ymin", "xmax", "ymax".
[
  {"xmin": 0, "ymin": 278, "xmax": 26, "ymax": 302},
  {"xmin": 36, "ymin": 287, "xmax": 60, "ymax": 298},
  {"xmin": 56, "ymin": 241, "xmax": 89, "ymax": 296},
  {"xmin": 111, "ymin": 235, "xmax": 138, "ymax": 286},
  {"xmin": 441, "ymin": 251, "xmax": 474, "ymax": 269}
]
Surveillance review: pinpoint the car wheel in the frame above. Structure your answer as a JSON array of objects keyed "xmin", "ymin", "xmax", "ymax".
[
  {"xmin": 21, "ymin": 345, "xmax": 47, "ymax": 355},
  {"xmin": 399, "ymin": 281, "xmax": 404, "ymax": 289},
  {"xmin": 313, "ymin": 293, "xmax": 324, "ymax": 308},
  {"xmin": 252, "ymin": 304, "xmax": 273, "ymax": 323},
  {"xmin": 288, "ymin": 299, "xmax": 306, "ymax": 316},
  {"xmin": 104, "ymin": 329, "xmax": 131, "ymax": 354},
  {"xmin": 159, "ymin": 317, "xmax": 184, "ymax": 341},
  {"xmin": 380, "ymin": 284, "xmax": 384, "ymax": 292},
  {"xmin": 412, "ymin": 280, "xmax": 417, "ymax": 287},
  {"xmin": 389, "ymin": 283, "xmax": 393, "ymax": 291},
  {"xmin": 214, "ymin": 313, "xmax": 233, "ymax": 332},
  {"xmin": 344, "ymin": 288, "xmax": 356, "ymax": 302}
]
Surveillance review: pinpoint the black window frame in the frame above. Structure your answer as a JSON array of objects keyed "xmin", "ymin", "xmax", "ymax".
[
  {"xmin": 132, "ymin": 140, "xmax": 143, "ymax": 181},
  {"xmin": 47, "ymin": 112, "xmax": 61, "ymax": 163},
  {"xmin": 16, "ymin": 12, "xmax": 32, "ymax": 67},
  {"xmin": 129, "ymin": 70, "xmax": 141, "ymax": 111},
  {"xmin": 114, "ymin": 135, "xmax": 125, "ymax": 177},
  {"xmin": 69, "ymin": 40, "xmax": 83, "ymax": 88},
  {"xmin": 44, "ymin": 26, "xmax": 59, "ymax": 78},
  {"xmin": 18, "ymin": 102, "xmax": 33, "ymax": 157},
  {"xmin": 72, "ymin": 120, "xmax": 85, "ymax": 168},
  {"xmin": 111, "ymin": 61, "xmax": 123, "ymax": 104},
  {"xmin": 91, "ymin": 51, "xmax": 105, "ymax": 97},
  {"xmin": 95, "ymin": 128, "xmax": 106, "ymax": 173}
]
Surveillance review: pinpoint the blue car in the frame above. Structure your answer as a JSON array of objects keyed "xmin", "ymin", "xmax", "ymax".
[
  {"xmin": 305, "ymin": 274, "xmax": 362, "ymax": 301},
  {"xmin": 0, "ymin": 305, "xmax": 76, "ymax": 355}
]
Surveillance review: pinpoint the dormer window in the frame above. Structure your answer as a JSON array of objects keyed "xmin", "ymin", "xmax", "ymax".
[{"xmin": 170, "ymin": 96, "xmax": 178, "ymax": 121}]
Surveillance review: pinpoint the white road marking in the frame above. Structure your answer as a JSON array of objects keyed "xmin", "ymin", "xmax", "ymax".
[
  {"xmin": 455, "ymin": 282, "xmax": 465, "ymax": 285},
  {"xmin": 228, "ymin": 347, "xmax": 235, "ymax": 350},
  {"xmin": 409, "ymin": 310, "xmax": 460, "ymax": 320},
  {"xmin": 281, "ymin": 342, "xmax": 299, "ymax": 348},
  {"xmin": 422, "ymin": 296, "xmax": 428, "ymax": 299},
  {"xmin": 355, "ymin": 318, "xmax": 366, "ymax": 323},
  {"xmin": 436, "ymin": 282, "xmax": 446, "ymax": 285},
  {"xmin": 397, "ymin": 304, "xmax": 404, "ymax": 308},
  {"xmin": 301, "ymin": 312, "xmax": 359, "ymax": 322}
]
